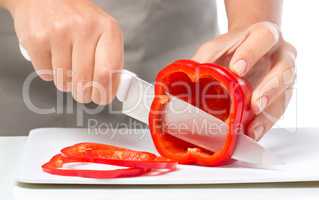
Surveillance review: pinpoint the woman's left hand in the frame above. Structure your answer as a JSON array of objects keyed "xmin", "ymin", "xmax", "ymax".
[{"xmin": 192, "ymin": 21, "xmax": 297, "ymax": 141}]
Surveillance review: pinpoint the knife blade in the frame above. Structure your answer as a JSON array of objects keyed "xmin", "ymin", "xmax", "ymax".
[{"xmin": 19, "ymin": 45, "xmax": 280, "ymax": 166}]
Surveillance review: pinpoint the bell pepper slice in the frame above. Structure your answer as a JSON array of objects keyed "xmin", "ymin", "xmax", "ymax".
[
  {"xmin": 42, "ymin": 154, "xmax": 149, "ymax": 179},
  {"xmin": 149, "ymin": 60, "xmax": 254, "ymax": 166},
  {"xmin": 61, "ymin": 143, "xmax": 177, "ymax": 170},
  {"xmin": 61, "ymin": 143, "xmax": 156, "ymax": 161},
  {"xmin": 42, "ymin": 143, "xmax": 177, "ymax": 179}
]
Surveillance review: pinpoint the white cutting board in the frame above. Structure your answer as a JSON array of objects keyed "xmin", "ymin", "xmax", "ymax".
[{"xmin": 16, "ymin": 127, "xmax": 319, "ymax": 184}]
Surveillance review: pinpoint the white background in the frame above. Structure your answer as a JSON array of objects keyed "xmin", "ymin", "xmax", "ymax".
[{"xmin": 216, "ymin": 1, "xmax": 319, "ymax": 129}]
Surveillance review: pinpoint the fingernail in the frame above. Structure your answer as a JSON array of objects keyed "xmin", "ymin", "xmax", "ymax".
[
  {"xmin": 63, "ymin": 82, "xmax": 72, "ymax": 92},
  {"xmin": 255, "ymin": 96, "xmax": 268, "ymax": 113},
  {"xmin": 232, "ymin": 59, "xmax": 247, "ymax": 76},
  {"xmin": 253, "ymin": 124, "xmax": 264, "ymax": 141}
]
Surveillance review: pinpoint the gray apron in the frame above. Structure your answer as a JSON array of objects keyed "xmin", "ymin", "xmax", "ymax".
[{"xmin": 0, "ymin": 0, "xmax": 218, "ymax": 136}]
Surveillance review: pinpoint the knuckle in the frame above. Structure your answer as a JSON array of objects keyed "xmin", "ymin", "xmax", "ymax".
[
  {"xmin": 50, "ymin": 21, "xmax": 71, "ymax": 38},
  {"xmin": 284, "ymin": 41, "xmax": 298, "ymax": 59},
  {"xmin": 106, "ymin": 16, "xmax": 120, "ymax": 29},
  {"xmin": 281, "ymin": 66, "xmax": 296, "ymax": 86},
  {"xmin": 54, "ymin": 70, "xmax": 71, "ymax": 92},
  {"xmin": 91, "ymin": 92, "xmax": 111, "ymax": 105},
  {"xmin": 95, "ymin": 68, "xmax": 108, "ymax": 84},
  {"xmin": 283, "ymin": 56, "xmax": 296, "ymax": 69},
  {"xmin": 29, "ymin": 31, "xmax": 49, "ymax": 45},
  {"xmin": 72, "ymin": 91, "xmax": 92, "ymax": 104},
  {"xmin": 239, "ymin": 47, "xmax": 256, "ymax": 63},
  {"xmin": 73, "ymin": 14, "xmax": 99, "ymax": 34},
  {"xmin": 54, "ymin": 81, "xmax": 65, "ymax": 92},
  {"xmin": 71, "ymin": 77, "xmax": 92, "ymax": 104},
  {"xmin": 92, "ymin": 69, "xmax": 115, "ymax": 105},
  {"xmin": 91, "ymin": 96, "xmax": 100, "ymax": 105},
  {"xmin": 254, "ymin": 21, "xmax": 280, "ymax": 43},
  {"xmin": 251, "ymin": 82, "xmax": 265, "ymax": 100},
  {"xmin": 103, "ymin": 16, "xmax": 122, "ymax": 36}
]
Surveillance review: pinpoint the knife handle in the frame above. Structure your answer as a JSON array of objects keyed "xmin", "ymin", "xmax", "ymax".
[
  {"xmin": 116, "ymin": 69, "xmax": 137, "ymax": 102},
  {"xmin": 19, "ymin": 44, "xmax": 137, "ymax": 102}
]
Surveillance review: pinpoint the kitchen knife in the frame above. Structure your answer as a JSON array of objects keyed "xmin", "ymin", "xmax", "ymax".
[{"xmin": 20, "ymin": 45, "xmax": 280, "ymax": 166}]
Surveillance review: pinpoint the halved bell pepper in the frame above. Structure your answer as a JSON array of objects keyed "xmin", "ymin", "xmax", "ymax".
[{"xmin": 149, "ymin": 60, "xmax": 254, "ymax": 166}]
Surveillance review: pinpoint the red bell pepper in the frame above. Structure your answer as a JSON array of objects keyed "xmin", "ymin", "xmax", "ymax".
[
  {"xmin": 42, "ymin": 143, "xmax": 177, "ymax": 179},
  {"xmin": 42, "ymin": 154, "xmax": 149, "ymax": 179},
  {"xmin": 61, "ymin": 143, "xmax": 177, "ymax": 170},
  {"xmin": 149, "ymin": 60, "xmax": 254, "ymax": 166}
]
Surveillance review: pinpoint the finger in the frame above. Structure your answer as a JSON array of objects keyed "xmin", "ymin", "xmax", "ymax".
[
  {"xmin": 251, "ymin": 43, "xmax": 297, "ymax": 114},
  {"xmin": 230, "ymin": 22, "xmax": 281, "ymax": 76},
  {"xmin": 248, "ymin": 88, "xmax": 293, "ymax": 140},
  {"xmin": 71, "ymin": 35, "xmax": 98, "ymax": 103},
  {"xmin": 245, "ymin": 55, "xmax": 272, "ymax": 88},
  {"xmin": 192, "ymin": 30, "xmax": 247, "ymax": 63},
  {"xmin": 22, "ymin": 36, "xmax": 53, "ymax": 81},
  {"xmin": 91, "ymin": 19, "xmax": 123, "ymax": 105},
  {"xmin": 51, "ymin": 34, "xmax": 72, "ymax": 92}
]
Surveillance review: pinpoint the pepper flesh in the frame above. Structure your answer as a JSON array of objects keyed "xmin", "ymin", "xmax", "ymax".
[
  {"xmin": 149, "ymin": 60, "xmax": 254, "ymax": 166},
  {"xmin": 42, "ymin": 143, "xmax": 177, "ymax": 179},
  {"xmin": 61, "ymin": 143, "xmax": 177, "ymax": 170},
  {"xmin": 42, "ymin": 154, "xmax": 149, "ymax": 179}
]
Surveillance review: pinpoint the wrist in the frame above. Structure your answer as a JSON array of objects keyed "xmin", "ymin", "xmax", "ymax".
[
  {"xmin": 228, "ymin": 20, "xmax": 280, "ymax": 32},
  {"xmin": 228, "ymin": 22, "xmax": 251, "ymax": 32}
]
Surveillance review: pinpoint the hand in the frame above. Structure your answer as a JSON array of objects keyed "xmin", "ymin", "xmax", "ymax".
[
  {"xmin": 8, "ymin": 0, "xmax": 123, "ymax": 105},
  {"xmin": 192, "ymin": 22, "xmax": 297, "ymax": 140}
]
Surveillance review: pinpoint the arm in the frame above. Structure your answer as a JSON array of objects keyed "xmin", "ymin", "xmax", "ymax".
[{"xmin": 225, "ymin": 0, "xmax": 282, "ymax": 30}]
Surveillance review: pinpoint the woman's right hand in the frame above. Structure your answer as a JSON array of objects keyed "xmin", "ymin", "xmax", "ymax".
[{"xmin": 4, "ymin": 0, "xmax": 124, "ymax": 105}]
